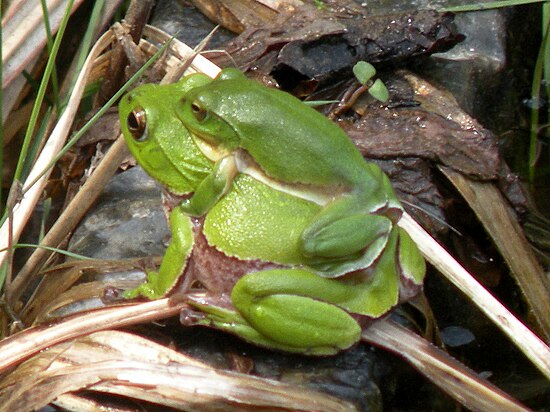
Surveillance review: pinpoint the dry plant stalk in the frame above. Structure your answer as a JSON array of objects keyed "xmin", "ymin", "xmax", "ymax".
[
  {"xmin": 399, "ymin": 213, "xmax": 550, "ymax": 379},
  {"xmin": 440, "ymin": 166, "xmax": 550, "ymax": 339},
  {"xmin": 2, "ymin": 0, "xmax": 87, "ymax": 118},
  {"xmin": 362, "ymin": 320, "xmax": 529, "ymax": 412},
  {"xmin": 0, "ymin": 331, "xmax": 355, "ymax": 411}
]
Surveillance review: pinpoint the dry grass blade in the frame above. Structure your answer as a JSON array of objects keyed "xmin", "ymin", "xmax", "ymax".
[
  {"xmin": 1, "ymin": 0, "xmax": 86, "ymax": 119},
  {"xmin": 0, "ymin": 30, "xmax": 118, "ymax": 278},
  {"xmin": 440, "ymin": 166, "xmax": 550, "ymax": 340},
  {"xmin": 0, "ymin": 299, "xmax": 182, "ymax": 373},
  {"xmin": 8, "ymin": 138, "xmax": 130, "ymax": 305},
  {"xmin": 16, "ymin": 259, "xmax": 151, "ymax": 325},
  {"xmin": 363, "ymin": 319, "xmax": 529, "ymax": 412},
  {"xmin": 143, "ymin": 25, "xmax": 221, "ymax": 78},
  {"xmin": 399, "ymin": 212, "xmax": 550, "ymax": 380},
  {"xmin": 0, "ymin": 331, "xmax": 356, "ymax": 411}
]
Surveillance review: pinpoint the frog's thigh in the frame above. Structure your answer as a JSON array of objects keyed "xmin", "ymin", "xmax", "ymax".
[
  {"xmin": 301, "ymin": 210, "xmax": 392, "ymax": 259},
  {"xmin": 231, "ymin": 269, "xmax": 361, "ymax": 352}
]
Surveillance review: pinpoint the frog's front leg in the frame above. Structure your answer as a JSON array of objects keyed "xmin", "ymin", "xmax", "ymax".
[
  {"xmin": 179, "ymin": 155, "xmax": 238, "ymax": 216},
  {"xmin": 123, "ymin": 206, "xmax": 194, "ymax": 299},
  {"xmin": 184, "ymin": 268, "xmax": 363, "ymax": 355}
]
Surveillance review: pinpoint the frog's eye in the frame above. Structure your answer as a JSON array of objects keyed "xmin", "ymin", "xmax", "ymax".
[
  {"xmin": 127, "ymin": 107, "xmax": 148, "ymax": 142},
  {"xmin": 190, "ymin": 102, "xmax": 208, "ymax": 122}
]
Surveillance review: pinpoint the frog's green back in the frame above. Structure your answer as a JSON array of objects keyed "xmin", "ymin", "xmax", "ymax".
[{"xmin": 188, "ymin": 77, "xmax": 375, "ymax": 191}]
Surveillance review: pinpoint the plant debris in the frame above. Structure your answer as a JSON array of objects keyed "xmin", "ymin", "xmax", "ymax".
[{"xmin": 214, "ymin": 5, "xmax": 463, "ymax": 89}]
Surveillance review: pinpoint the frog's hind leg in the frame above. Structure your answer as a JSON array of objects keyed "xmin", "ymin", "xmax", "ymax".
[
  {"xmin": 299, "ymin": 197, "xmax": 394, "ymax": 275},
  {"xmin": 183, "ymin": 269, "xmax": 362, "ymax": 355},
  {"xmin": 299, "ymin": 165, "xmax": 402, "ymax": 275},
  {"xmin": 300, "ymin": 204, "xmax": 393, "ymax": 258}
]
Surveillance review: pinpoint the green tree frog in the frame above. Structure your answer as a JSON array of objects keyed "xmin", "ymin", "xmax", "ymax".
[{"xmin": 118, "ymin": 68, "xmax": 425, "ymax": 355}]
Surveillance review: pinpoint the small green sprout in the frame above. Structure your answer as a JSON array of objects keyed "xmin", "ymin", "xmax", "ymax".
[
  {"xmin": 352, "ymin": 61, "xmax": 390, "ymax": 103},
  {"xmin": 314, "ymin": 0, "xmax": 327, "ymax": 10}
]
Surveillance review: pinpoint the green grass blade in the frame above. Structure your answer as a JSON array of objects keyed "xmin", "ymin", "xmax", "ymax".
[
  {"xmin": 40, "ymin": 0, "xmax": 60, "ymax": 108},
  {"xmin": 20, "ymin": 108, "xmax": 53, "ymax": 180},
  {"xmin": 39, "ymin": 198, "xmax": 52, "ymax": 241},
  {"xmin": 11, "ymin": 0, "xmax": 75, "ymax": 187},
  {"xmin": 2, "ymin": 244, "xmax": 92, "ymax": 261},
  {"xmin": 528, "ymin": 19, "xmax": 550, "ymax": 184},
  {"xmin": 0, "ymin": 263, "xmax": 6, "ymax": 297},
  {"xmin": 61, "ymin": 0, "xmax": 106, "ymax": 112},
  {"xmin": 442, "ymin": 0, "xmax": 550, "ymax": 13}
]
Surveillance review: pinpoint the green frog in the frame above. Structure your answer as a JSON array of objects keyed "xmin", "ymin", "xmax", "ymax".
[{"xmin": 118, "ymin": 68, "xmax": 425, "ymax": 355}]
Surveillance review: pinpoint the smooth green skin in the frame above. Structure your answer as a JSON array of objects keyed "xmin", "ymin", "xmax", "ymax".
[{"xmin": 118, "ymin": 69, "xmax": 426, "ymax": 355}]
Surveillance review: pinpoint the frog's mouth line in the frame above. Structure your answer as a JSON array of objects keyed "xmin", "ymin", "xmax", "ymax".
[
  {"xmin": 234, "ymin": 151, "xmax": 346, "ymax": 207},
  {"xmin": 187, "ymin": 132, "xmax": 349, "ymax": 207},
  {"xmin": 189, "ymin": 131, "xmax": 228, "ymax": 163}
]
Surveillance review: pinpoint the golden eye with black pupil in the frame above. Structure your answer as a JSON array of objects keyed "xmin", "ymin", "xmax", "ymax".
[
  {"xmin": 127, "ymin": 107, "xmax": 148, "ymax": 141},
  {"xmin": 191, "ymin": 102, "xmax": 208, "ymax": 122}
]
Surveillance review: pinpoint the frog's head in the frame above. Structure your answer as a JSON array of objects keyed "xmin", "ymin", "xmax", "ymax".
[
  {"xmin": 119, "ymin": 83, "xmax": 213, "ymax": 195},
  {"xmin": 175, "ymin": 70, "xmax": 250, "ymax": 155}
]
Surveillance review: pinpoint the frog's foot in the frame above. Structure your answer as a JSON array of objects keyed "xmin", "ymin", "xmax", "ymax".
[
  {"xmin": 177, "ymin": 155, "xmax": 237, "ymax": 217},
  {"xmin": 396, "ymin": 227, "xmax": 426, "ymax": 286},
  {"xmin": 183, "ymin": 287, "xmax": 361, "ymax": 356},
  {"xmin": 337, "ymin": 226, "xmax": 425, "ymax": 318},
  {"xmin": 181, "ymin": 293, "xmax": 253, "ymax": 333},
  {"xmin": 181, "ymin": 293, "xmax": 304, "ymax": 353},
  {"xmin": 233, "ymin": 269, "xmax": 363, "ymax": 354},
  {"xmin": 123, "ymin": 270, "xmax": 166, "ymax": 300}
]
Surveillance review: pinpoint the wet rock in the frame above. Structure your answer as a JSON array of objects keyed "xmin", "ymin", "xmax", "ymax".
[
  {"xmin": 68, "ymin": 166, "xmax": 168, "ymax": 259},
  {"xmin": 151, "ymin": 0, "xmax": 234, "ymax": 49}
]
